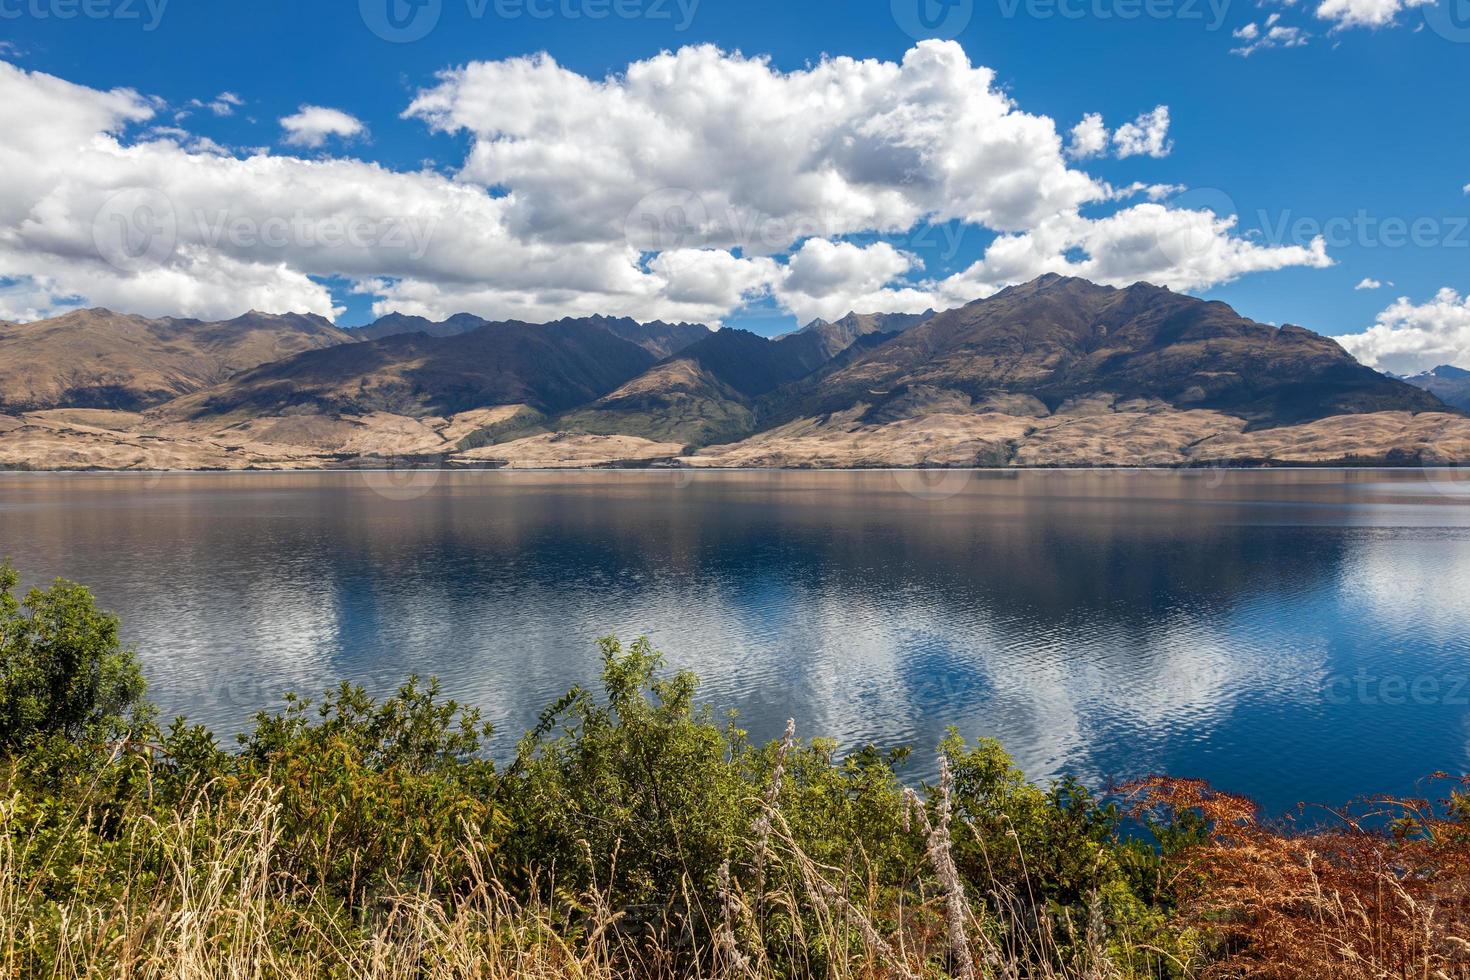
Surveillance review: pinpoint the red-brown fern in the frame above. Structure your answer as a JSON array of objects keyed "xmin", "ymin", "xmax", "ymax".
[{"xmin": 1130, "ymin": 775, "xmax": 1470, "ymax": 979}]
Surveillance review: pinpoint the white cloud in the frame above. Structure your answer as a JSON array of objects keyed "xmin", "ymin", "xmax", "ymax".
[
  {"xmin": 937, "ymin": 203, "xmax": 1332, "ymax": 301},
  {"xmin": 0, "ymin": 48, "xmax": 1335, "ymax": 328},
  {"xmin": 405, "ymin": 42, "xmax": 1105, "ymax": 246},
  {"xmin": 1067, "ymin": 113, "xmax": 1110, "ymax": 160},
  {"xmin": 773, "ymin": 239, "xmax": 936, "ymax": 324},
  {"xmin": 1315, "ymin": 0, "xmax": 1432, "ymax": 29},
  {"xmin": 1355, "ymin": 277, "xmax": 1384, "ymax": 290},
  {"xmin": 1108, "ymin": 181, "xmax": 1187, "ymax": 202},
  {"xmin": 1232, "ymin": 14, "xmax": 1311, "ymax": 54},
  {"xmin": 1113, "ymin": 106, "xmax": 1173, "ymax": 159},
  {"xmin": 280, "ymin": 105, "xmax": 366, "ymax": 148},
  {"xmin": 1334, "ymin": 288, "xmax": 1470, "ymax": 374},
  {"xmin": 186, "ymin": 91, "xmax": 244, "ymax": 118}
]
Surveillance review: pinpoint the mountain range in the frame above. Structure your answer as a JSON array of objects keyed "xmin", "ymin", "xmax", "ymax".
[
  {"xmin": 1, "ymin": 275, "xmax": 1467, "ymax": 471},
  {"xmin": 1403, "ymin": 365, "xmax": 1470, "ymax": 413}
]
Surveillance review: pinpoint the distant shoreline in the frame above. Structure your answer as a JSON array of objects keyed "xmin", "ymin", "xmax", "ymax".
[{"xmin": 2, "ymin": 462, "xmax": 1465, "ymax": 475}]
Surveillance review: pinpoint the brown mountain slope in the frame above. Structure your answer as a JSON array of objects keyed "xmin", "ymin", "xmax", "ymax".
[
  {"xmin": 788, "ymin": 310, "xmax": 934, "ymax": 360},
  {"xmin": 166, "ymin": 319, "xmax": 656, "ymax": 420},
  {"xmin": 787, "ymin": 275, "xmax": 1444, "ymax": 427},
  {"xmin": 556, "ymin": 327, "xmax": 854, "ymax": 446},
  {"xmin": 0, "ymin": 309, "xmax": 351, "ymax": 411}
]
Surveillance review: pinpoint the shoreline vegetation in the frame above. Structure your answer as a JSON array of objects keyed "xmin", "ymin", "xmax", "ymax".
[{"xmin": 2, "ymin": 564, "xmax": 1468, "ymax": 978}]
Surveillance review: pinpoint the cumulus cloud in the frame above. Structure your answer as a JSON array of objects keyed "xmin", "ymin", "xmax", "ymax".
[
  {"xmin": 0, "ymin": 60, "xmax": 640, "ymax": 321},
  {"xmin": 0, "ymin": 46, "xmax": 1334, "ymax": 328},
  {"xmin": 1334, "ymin": 288, "xmax": 1470, "ymax": 374},
  {"xmin": 1112, "ymin": 106, "xmax": 1173, "ymax": 159},
  {"xmin": 937, "ymin": 203, "xmax": 1332, "ymax": 301},
  {"xmin": 1315, "ymin": 0, "xmax": 1432, "ymax": 29},
  {"xmin": 1067, "ymin": 113, "xmax": 1109, "ymax": 160},
  {"xmin": 279, "ymin": 105, "xmax": 366, "ymax": 148},
  {"xmin": 404, "ymin": 42, "xmax": 1105, "ymax": 246},
  {"xmin": 774, "ymin": 239, "xmax": 937, "ymax": 325},
  {"xmin": 1355, "ymin": 277, "xmax": 1384, "ymax": 290}
]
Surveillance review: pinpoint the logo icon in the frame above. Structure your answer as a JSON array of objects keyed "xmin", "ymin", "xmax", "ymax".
[
  {"xmin": 1424, "ymin": 0, "xmax": 1470, "ymax": 42},
  {"xmin": 1154, "ymin": 186, "xmax": 1239, "ymax": 271},
  {"xmin": 91, "ymin": 188, "xmax": 178, "ymax": 271},
  {"xmin": 358, "ymin": 454, "xmax": 444, "ymax": 500},
  {"xmin": 889, "ymin": 441, "xmax": 989, "ymax": 500},
  {"xmin": 360, "ymin": 0, "xmax": 442, "ymax": 43},
  {"xmin": 891, "ymin": 0, "xmax": 974, "ymax": 40},
  {"xmin": 1419, "ymin": 451, "xmax": 1470, "ymax": 500},
  {"xmin": 623, "ymin": 188, "xmax": 711, "ymax": 252}
]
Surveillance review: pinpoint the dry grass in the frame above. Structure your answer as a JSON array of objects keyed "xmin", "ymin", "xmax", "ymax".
[
  {"xmin": 0, "ymin": 754, "xmax": 1131, "ymax": 980},
  {"xmin": 4, "ymin": 757, "xmax": 1467, "ymax": 978}
]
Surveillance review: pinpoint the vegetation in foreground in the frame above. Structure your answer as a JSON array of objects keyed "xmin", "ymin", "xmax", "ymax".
[{"xmin": 1, "ymin": 562, "xmax": 1468, "ymax": 978}]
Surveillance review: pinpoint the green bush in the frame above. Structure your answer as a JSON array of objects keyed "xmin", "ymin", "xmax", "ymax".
[
  {"xmin": 0, "ymin": 561, "xmax": 148, "ymax": 754},
  {"xmin": 0, "ymin": 563, "xmax": 1194, "ymax": 978}
]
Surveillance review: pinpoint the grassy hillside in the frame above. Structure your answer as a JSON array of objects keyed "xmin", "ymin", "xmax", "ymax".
[{"xmin": 0, "ymin": 309, "xmax": 350, "ymax": 412}]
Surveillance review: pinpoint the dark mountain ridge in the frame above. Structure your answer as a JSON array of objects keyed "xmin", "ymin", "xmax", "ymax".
[
  {"xmin": 785, "ymin": 275, "xmax": 1442, "ymax": 427},
  {"xmin": 348, "ymin": 312, "xmax": 489, "ymax": 341},
  {"xmin": 788, "ymin": 310, "xmax": 935, "ymax": 360},
  {"xmin": 349, "ymin": 311, "xmax": 710, "ymax": 360},
  {"xmin": 170, "ymin": 318, "xmax": 656, "ymax": 419},
  {"xmin": 1404, "ymin": 364, "xmax": 1470, "ymax": 413}
]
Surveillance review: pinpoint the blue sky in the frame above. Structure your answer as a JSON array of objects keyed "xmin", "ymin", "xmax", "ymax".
[{"xmin": 1, "ymin": 0, "xmax": 1467, "ymax": 370}]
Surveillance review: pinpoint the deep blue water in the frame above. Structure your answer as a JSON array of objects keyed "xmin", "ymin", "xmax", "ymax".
[{"xmin": 2, "ymin": 468, "xmax": 1468, "ymax": 814}]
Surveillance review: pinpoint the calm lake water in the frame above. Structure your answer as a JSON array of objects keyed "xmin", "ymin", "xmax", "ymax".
[{"xmin": 3, "ymin": 468, "xmax": 1469, "ymax": 812}]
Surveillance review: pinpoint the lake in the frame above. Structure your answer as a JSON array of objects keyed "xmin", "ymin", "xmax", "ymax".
[{"xmin": 3, "ymin": 467, "xmax": 1468, "ymax": 813}]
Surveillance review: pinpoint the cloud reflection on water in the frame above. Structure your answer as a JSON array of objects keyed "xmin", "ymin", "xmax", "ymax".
[{"xmin": 0, "ymin": 469, "xmax": 1466, "ymax": 809}]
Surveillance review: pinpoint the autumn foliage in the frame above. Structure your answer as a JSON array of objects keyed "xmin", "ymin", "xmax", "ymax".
[{"xmin": 1131, "ymin": 775, "xmax": 1470, "ymax": 978}]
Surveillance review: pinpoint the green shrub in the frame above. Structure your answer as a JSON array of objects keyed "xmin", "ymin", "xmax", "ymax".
[
  {"xmin": 0, "ymin": 562, "xmax": 148, "ymax": 754},
  {"xmin": 0, "ymin": 561, "xmax": 1199, "ymax": 978}
]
